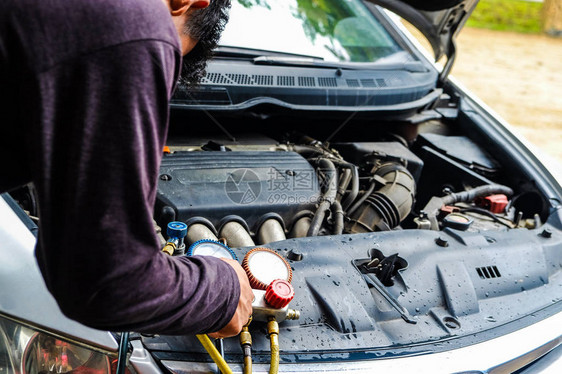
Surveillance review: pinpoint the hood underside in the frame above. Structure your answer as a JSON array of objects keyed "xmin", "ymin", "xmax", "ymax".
[{"xmin": 370, "ymin": 0, "xmax": 479, "ymax": 80}]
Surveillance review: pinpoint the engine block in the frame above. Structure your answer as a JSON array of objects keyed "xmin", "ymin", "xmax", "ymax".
[{"xmin": 156, "ymin": 151, "xmax": 321, "ymax": 233}]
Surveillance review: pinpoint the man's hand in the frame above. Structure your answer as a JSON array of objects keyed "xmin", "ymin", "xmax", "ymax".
[{"xmin": 208, "ymin": 258, "xmax": 253, "ymax": 339}]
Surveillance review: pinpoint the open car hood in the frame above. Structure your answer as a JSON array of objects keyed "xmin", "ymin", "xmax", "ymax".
[{"xmin": 370, "ymin": 0, "xmax": 479, "ymax": 81}]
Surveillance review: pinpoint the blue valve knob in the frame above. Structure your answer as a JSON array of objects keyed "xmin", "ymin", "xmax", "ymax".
[{"xmin": 167, "ymin": 221, "xmax": 187, "ymax": 239}]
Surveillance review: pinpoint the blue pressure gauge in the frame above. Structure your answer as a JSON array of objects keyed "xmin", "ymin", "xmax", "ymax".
[{"xmin": 187, "ymin": 239, "xmax": 238, "ymax": 260}]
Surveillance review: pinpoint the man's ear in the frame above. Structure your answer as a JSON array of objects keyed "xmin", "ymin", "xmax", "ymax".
[{"xmin": 168, "ymin": 0, "xmax": 210, "ymax": 16}]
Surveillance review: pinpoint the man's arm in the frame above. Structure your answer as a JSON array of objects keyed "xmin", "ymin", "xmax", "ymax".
[{"xmin": 25, "ymin": 39, "xmax": 244, "ymax": 335}]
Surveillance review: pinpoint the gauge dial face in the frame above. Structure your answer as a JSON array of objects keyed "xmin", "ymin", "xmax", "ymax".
[
  {"xmin": 188, "ymin": 240, "xmax": 237, "ymax": 260},
  {"xmin": 243, "ymin": 247, "xmax": 292, "ymax": 289},
  {"xmin": 248, "ymin": 251, "xmax": 290, "ymax": 284}
]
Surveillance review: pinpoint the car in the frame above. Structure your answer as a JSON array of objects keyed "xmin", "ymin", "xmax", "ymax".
[{"xmin": 1, "ymin": 0, "xmax": 561, "ymax": 373}]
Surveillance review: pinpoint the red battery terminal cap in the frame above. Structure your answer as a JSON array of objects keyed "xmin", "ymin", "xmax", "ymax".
[
  {"xmin": 265, "ymin": 279, "xmax": 295, "ymax": 309},
  {"xmin": 476, "ymin": 194, "xmax": 509, "ymax": 214}
]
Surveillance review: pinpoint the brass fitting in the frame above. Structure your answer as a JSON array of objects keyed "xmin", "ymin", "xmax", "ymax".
[
  {"xmin": 162, "ymin": 242, "xmax": 176, "ymax": 256},
  {"xmin": 267, "ymin": 317, "xmax": 279, "ymax": 335},
  {"xmin": 286, "ymin": 309, "xmax": 300, "ymax": 320},
  {"xmin": 239, "ymin": 321, "xmax": 253, "ymax": 374},
  {"xmin": 239, "ymin": 326, "xmax": 252, "ymax": 347}
]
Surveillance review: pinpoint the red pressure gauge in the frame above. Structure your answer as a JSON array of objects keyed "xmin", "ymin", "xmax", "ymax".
[{"xmin": 242, "ymin": 247, "xmax": 293, "ymax": 290}]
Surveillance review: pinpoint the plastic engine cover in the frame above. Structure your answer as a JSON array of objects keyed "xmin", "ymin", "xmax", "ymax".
[{"xmin": 156, "ymin": 151, "xmax": 321, "ymax": 232}]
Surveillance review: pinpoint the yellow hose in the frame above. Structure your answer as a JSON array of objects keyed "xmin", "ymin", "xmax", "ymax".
[
  {"xmin": 196, "ymin": 334, "xmax": 233, "ymax": 374},
  {"xmin": 267, "ymin": 318, "xmax": 280, "ymax": 374},
  {"xmin": 243, "ymin": 355, "xmax": 253, "ymax": 374}
]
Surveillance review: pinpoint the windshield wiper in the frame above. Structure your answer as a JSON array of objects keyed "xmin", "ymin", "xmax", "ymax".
[
  {"xmin": 214, "ymin": 46, "xmax": 428, "ymax": 72},
  {"xmin": 253, "ymin": 53, "xmax": 428, "ymax": 73},
  {"xmin": 214, "ymin": 46, "xmax": 324, "ymax": 60}
]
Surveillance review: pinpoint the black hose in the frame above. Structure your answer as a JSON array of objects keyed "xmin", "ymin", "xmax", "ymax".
[
  {"xmin": 308, "ymin": 200, "xmax": 331, "ymax": 237},
  {"xmin": 331, "ymin": 200, "xmax": 345, "ymax": 235},
  {"xmin": 341, "ymin": 165, "xmax": 359, "ymax": 211},
  {"xmin": 326, "ymin": 159, "xmax": 358, "ymax": 211},
  {"xmin": 422, "ymin": 183, "xmax": 515, "ymax": 230},
  {"xmin": 116, "ymin": 332, "xmax": 130, "ymax": 374},
  {"xmin": 291, "ymin": 144, "xmax": 334, "ymax": 159},
  {"xmin": 347, "ymin": 181, "xmax": 376, "ymax": 216},
  {"xmin": 318, "ymin": 159, "xmax": 338, "ymax": 203},
  {"xmin": 336, "ymin": 168, "xmax": 352, "ymax": 203},
  {"xmin": 292, "ymin": 143, "xmax": 360, "ymax": 209},
  {"xmin": 307, "ymin": 158, "xmax": 338, "ymax": 236},
  {"xmin": 442, "ymin": 184, "xmax": 513, "ymax": 206},
  {"xmin": 459, "ymin": 207, "xmax": 513, "ymax": 228}
]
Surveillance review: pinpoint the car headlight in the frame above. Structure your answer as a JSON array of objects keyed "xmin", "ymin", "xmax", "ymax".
[{"xmin": 0, "ymin": 314, "xmax": 131, "ymax": 373}]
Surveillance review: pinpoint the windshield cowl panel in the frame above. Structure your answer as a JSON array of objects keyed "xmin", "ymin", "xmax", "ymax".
[{"xmin": 172, "ymin": 60, "xmax": 438, "ymax": 114}]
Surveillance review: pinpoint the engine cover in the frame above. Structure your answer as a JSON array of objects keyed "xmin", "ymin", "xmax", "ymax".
[{"xmin": 156, "ymin": 151, "xmax": 321, "ymax": 232}]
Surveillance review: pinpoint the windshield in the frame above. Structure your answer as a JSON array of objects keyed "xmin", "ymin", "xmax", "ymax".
[{"xmin": 219, "ymin": 0, "xmax": 405, "ymax": 63}]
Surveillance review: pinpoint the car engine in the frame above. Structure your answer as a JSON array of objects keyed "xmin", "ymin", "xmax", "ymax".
[{"xmin": 153, "ymin": 129, "xmax": 544, "ymax": 249}]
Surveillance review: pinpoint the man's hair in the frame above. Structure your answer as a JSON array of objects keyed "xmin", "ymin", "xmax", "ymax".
[{"xmin": 180, "ymin": 0, "xmax": 231, "ymax": 87}]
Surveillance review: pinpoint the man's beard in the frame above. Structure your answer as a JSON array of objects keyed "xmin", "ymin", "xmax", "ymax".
[{"xmin": 180, "ymin": 0, "xmax": 231, "ymax": 87}]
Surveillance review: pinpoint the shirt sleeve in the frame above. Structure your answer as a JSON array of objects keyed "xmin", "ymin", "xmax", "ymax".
[{"xmin": 25, "ymin": 39, "xmax": 240, "ymax": 335}]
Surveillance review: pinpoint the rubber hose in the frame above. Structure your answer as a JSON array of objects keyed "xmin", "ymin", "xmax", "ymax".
[
  {"xmin": 196, "ymin": 334, "xmax": 233, "ymax": 374},
  {"xmin": 291, "ymin": 144, "xmax": 327, "ymax": 157},
  {"xmin": 307, "ymin": 200, "xmax": 331, "ymax": 237},
  {"xmin": 331, "ymin": 200, "xmax": 345, "ymax": 235},
  {"xmin": 441, "ymin": 184, "xmax": 514, "ymax": 205},
  {"xmin": 307, "ymin": 159, "xmax": 338, "ymax": 236},
  {"xmin": 315, "ymin": 158, "xmax": 338, "ymax": 204},
  {"xmin": 338, "ymin": 163, "xmax": 359, "ymax": 211},
  {"xmin": 326, "ymin": 158, "xmax": 359, "ymax": 211},
  {"xmin": 269, "ymin": 334, "xmax": 280, "ymax": 374},
  {"xmin": 346, "ymin": 181, "xmax": 376, "ymax": 216},
  {"xmin": 116, "ymin": 332, "xmax": 129, "ymax": 374},
  {"xmin": 336, "ymin": 168, "xmax": 352, "ymax": 203},
  {"xmin": 292, "ymin": 145, "xmax": 359, "ymax": 209},
  {"xmin": 244, "ymin": 355, "xmax": 252, "ymax": 374},
  {"xmin": 267, "ymin": 319, "xmax": 280, "ymax": 374}
]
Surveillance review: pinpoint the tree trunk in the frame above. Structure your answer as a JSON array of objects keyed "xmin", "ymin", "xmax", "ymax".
[{"xmin": 543, "ymin": 0, "xmax": 562, "ymax": 36}]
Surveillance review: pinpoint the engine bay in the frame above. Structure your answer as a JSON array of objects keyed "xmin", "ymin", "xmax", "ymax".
[
  {"xmin": 154, "ymin": 127, "xmax": 547, "ymax": 247},
  {"xmin": 141, "ymin": 104, "xmax": 562, "ymax": 366},
  {"xmin": 7, "ymin": 94, "xmax": 562, "ymax": 367}
]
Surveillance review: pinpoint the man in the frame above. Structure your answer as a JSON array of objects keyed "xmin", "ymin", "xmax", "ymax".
[{"xmin": 0, "ymin": 0, "xmax": 253, "ymax": 338}]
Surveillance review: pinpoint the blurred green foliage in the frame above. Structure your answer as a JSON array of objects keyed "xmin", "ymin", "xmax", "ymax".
[{"xmin": 467, "ymin": 0, "xmax": 542, "ymax": 33}]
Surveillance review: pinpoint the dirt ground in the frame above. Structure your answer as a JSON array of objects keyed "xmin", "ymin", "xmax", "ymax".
[{"xmin": 451, "ymin": 27, "xmax": 562, "ymax": 165}]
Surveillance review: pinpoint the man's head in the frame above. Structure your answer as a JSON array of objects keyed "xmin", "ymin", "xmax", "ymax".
[{"xmin": 163, "ymin": 0, "xmax": 231, "ymax": 86}]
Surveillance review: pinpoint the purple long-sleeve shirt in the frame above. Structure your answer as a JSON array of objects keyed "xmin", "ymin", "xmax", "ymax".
[{"xmin": 0, "ymin": 0, "xmax": 239, "ymax": 334}]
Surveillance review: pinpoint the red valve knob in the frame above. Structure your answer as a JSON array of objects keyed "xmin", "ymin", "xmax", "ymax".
[{"xmin": 265, "ymin": 279, "xmax": 295, "ymax": 309}]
